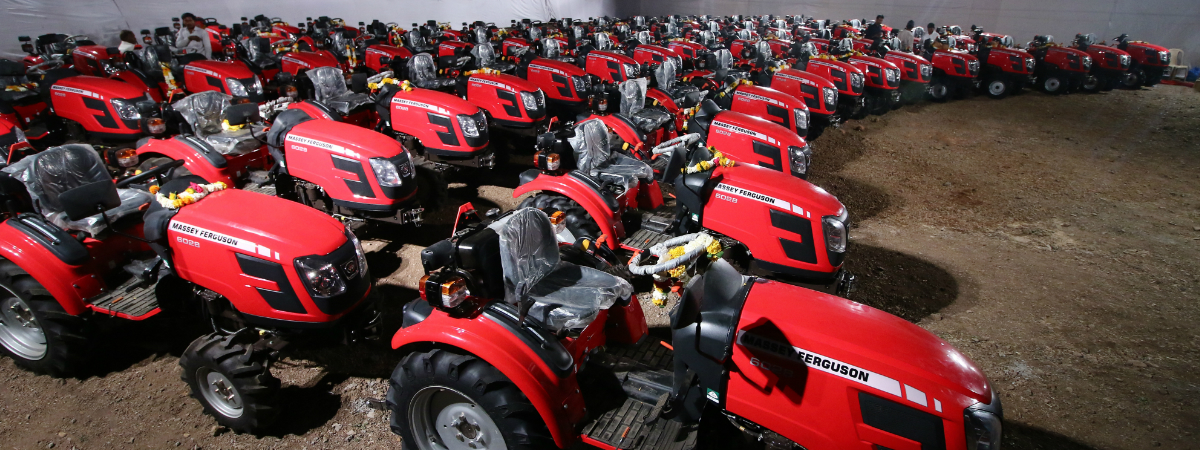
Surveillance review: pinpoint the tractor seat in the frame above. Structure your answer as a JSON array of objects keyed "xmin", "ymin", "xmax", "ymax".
[
  {"xmin": 406, "ymin": 54, "xmax": 457, "ymax": 90},
  {"xmin": 172, "ymin": 91, "xmax": 264, "ymax": 156},
  {"xmin": 623, "ymin": 108, "xmax": 673, "ymax": 134},
  {"xmin": 570, "ymin": 119, "xmax": 654, "ymax": 192},
  {"xmin": 495, "ymin": 208, "xmax": 632, "ymax": 333},
  {"xmin": 8, "ymin": 144, "xmax": 150, "ymax": 237},
  {"xmin": 307, "ymin": 66, "xmax": 372, "ymax": 115}
]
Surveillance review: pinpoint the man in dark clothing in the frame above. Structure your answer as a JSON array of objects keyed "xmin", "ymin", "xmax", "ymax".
[{"xmin": 865, "ymin": 15, "xmax": 885, "ymax": 41}]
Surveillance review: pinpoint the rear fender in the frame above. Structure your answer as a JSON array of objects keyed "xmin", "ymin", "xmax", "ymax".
[
  {"xmin": 391, "ymin": 306, "xmax": 586, "ymax": 449},
  {"xmin": 512, "ymin": 173, "xmax": 622, "ymax": 248},
  {"xmin": 135, "ymin": 139, "xmax": 238, "ymax": 186},
  {"xmin": 587, "ymin": 114, "xmax": 643, "ymax": 152}
]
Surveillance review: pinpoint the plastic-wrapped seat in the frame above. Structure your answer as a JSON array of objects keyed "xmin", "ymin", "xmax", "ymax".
[
  {"xmin": 406, "ymin": 54, "xmax": 456, "ymax": 90},
  {"xmin": 0, "ymin": 60, "xmax": 39, "ymax": 104},
  {"xmin": 495, "ymin": 208, "xmax": 631, "ymax": 333},
  {"xmin": 307, "ymin": 66, "xmax": 372, "ymax": 115},
  {"xmin": 618, "ymin": 79, "xmax": 673, "ymax": 134},
  {"xmin": 3, "ymin": 144, "xmax": 150, "ymax": 237},
  {"xmin": 570, "ymin": 119, "xmax": 654, "ymax": 190},
  {"xmin": 171, "ymin": 91, "xmax": 264, "ymax": 156},
  {"xmin": 470, "ymin": 42, "xmax": 514, "ymax": 73}
]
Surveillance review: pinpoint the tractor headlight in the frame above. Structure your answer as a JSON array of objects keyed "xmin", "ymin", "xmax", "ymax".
[
  {"xmin": 295, "ymin": 256, "xmax": 347, "ymax": 297},
  {"xmin": 623, "ymin": 63, "xmax": 639, "ymax": 78},
  {"xmin": 792, "ymin": 108, "xmax": 808, "ymax": 131},
  {"xmin": 1159, "ymin": 51, "xmax": 1169, "ymax": 64},
  {"xmin": 1025, "ymin": 58, "xmax": 1035, "ymax": 71},
  {"xmin": 920, "ymin": 63, "xmax": 932, "ymax": 77},
  {"xmin": 850, "ymin": 72, "xmax": 864, "ymax": 89},
  {"xmin": 1120, "ymin": 54, "xmax": 1130, "ymax": 68},
  {"xmin": 520, "ymin": 90, "xmax": 545, "ymax": 110},
  {"xmin": 369, "ymin": 157, "xmax": 403, "ymax": 187},
  {"xmin": 227, "ymin": 78, "xmax": 248, "ymax": 97},
  {"xmin": 345, "ymin": 225, "xmax": 369, "ymax": 278},
  {"xmin": 1082, "ymin": 56, "xmax": 1092, "ymax": 70},
  {"xmin": 110, "ymin": 98, "xmax": 141, "ymax": 120},
  {"xmin": 457, "ymin": 113, "xmax": 486, "ymax": 137},
  {"xmin": 964, "ymin": 405, "xmax": 1003, "ymax": 450},
  {"xmin": 822, "ymin": 215, "xmax": 847, "ymax": 253},
  {"xmin": 788, "ymin": 145, "xmax": 811, "ymax": 176},
  {"xmin": 249, "ymin": 77, "xmax": 264, "ymax": 95},
  {"xmin": 822, "ymin": 86, "xmax": 837, "ymax": 108},
  {"xmin": 885, "ymin": 67, "xmax": 899, "ymax": 82},
  {"xmin": 572, "ymin": 75, "xmax": 590, "ymax": 93}
]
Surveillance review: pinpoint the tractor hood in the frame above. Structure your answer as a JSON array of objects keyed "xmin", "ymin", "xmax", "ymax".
[
  {"xmin": 171, "ymin": 189, "xmax": 347, "ymax": 259},
  {"xmin": 528, "ymin": 57, "xmax": 586, "ymax": 76},
  {"xmin": 738, "ymin": 280, "xmax": 993, "ymax": 405},
  {"xmin": 394, "ymin": 87, "xmax": 483, "ymax": 116},
  {"xmin": 185, "ymin": 60, "xmax": 256, "ymax": 81},
  {"xmin": 281, "ymin": 51, "xmax": 339, "ymax": 72},
  {"xmin": 714, "ymin": 162, "xmax": 843, "ymax": 217}
]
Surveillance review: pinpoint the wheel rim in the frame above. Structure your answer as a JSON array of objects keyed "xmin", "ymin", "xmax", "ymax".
[
  {"xmin": 988, "ymin": 80, "xmax": 1006, "ymax": 96},
  {"xmin": 0, "ymin": 289, "xmax": 47, "ymax": 361},
  {"xmin": 1083, "ymin": 76, "xmax": 1098, "ymax": 90},
  {"xmin": 1045, "ymin": 77, "xmax": 1061, "ymax": 92},
  {"xmin": 932, "ymin": 84, "xmax": 948, "ymax": 98},
  {"xmin": 1123, "ymin": 72, "xmax": 1139, "ymax": 87},
  {"xmin": 409, "ymin": 386, "xmax": 507, "ymax": 450},
  {"xmin": 197, "ymin": 367, "xmax": 244, "ymax": 419}
]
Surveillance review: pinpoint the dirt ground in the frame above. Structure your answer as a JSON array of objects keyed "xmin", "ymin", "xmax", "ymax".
[{"xmin": 1, "ymin": 85, "xmax": 1198, "ymax": 450}]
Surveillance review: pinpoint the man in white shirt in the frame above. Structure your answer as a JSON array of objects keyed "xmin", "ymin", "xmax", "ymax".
[
  {"xmin": 117, "ymin": 30, "xmax": 137, "ymax": 54},
  {"xmin": 175, "ymin": 13, "xmax": 211, "ymax": 59}
]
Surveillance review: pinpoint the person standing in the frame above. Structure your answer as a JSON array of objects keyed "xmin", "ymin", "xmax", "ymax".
[
  {"xmin": 865, "ymin": 15, "xmax": 885, "ymax": 41},
  {"xmin": 925, "ymin": 22, "xmax": 940, "ymax": 44},
  {"xmin": 175, "ymin": 12, "xmax": 211, "ymax": 59},
  {"xmin": 897, "ymin": 20, "xmax": 915, "ymax": 52},
  {"xmin": 117, "ymin": 30, "xmax": 137, "ymax": 54}
]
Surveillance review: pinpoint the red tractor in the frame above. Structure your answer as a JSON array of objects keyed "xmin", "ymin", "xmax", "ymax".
[
  {"xmin": 1070, "ymin": 34, "xmax": 1133, "ymax": 92},
  {"xmin": 922, "ymin": 37, "xmax": 980, "ymax": 102},
  {"xmin": 761, "ymin": 67, "xmax": 841, "ymax": 139},
  {"xmin": 0, "ymin": 144, "xmax": 379, "ymax": 432},
  {"xmin": 1112, "ymin": 34, "xmax": 1171, "ymax": 88},
  {"xmin": 1026, "ymin": 35, "xmax": 1092, "ymax": 94},
  {"xmin": 516, "ymin": 122, "xmax": 846, "ymax": 288},
  {"xmin": 41, "ymin": 68, "xmax": 168, "ymax": 144},
  {"xmin": 803, "ymin": 56, "xmax": 867, "ymax": 119},
  {"xmin": 0, "ymin": 116, "xmax": 39, "ymax": 164},
  {"xmin": 386, "ymin": 206, "xmax": 1002, "ymax": 450},
  {"xmin": 967, "ymin": 31, "xmax": 1035, "ymax": 99},
  {"xmin": 0, "ymin": 60, "xmax": 55, "ymax": 149},
  {"xmin": 372, "ymin": 74, "xmax": 494, "ymax": 169}
]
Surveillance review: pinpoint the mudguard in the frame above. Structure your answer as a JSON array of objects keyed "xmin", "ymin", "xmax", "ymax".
[
  {"xmin": 49, "ymin": 76, "xmax": 147, "ymax": 139},
  {"xmin": 728, "ymin": 280, "xmax": 992, "ymax": 449},
  {"xmin": 281, "ymin": 51, "xmax": 340, "ymax": 75},
  {"xmin": 706, "ymin": 110, "xmax": 807, "ymax": 177},
  {"xmin": 511, "ymin": 172, "xmax": 623, "ymax": 249},
  {"xmin": 702, "ymin": 164, "xmax": 845, "ymax": 279},
  {"xmin": 390, "ymin": 304, "xmax": 587, "ymax": 449},
  {"xmin": 466, "ymin": 72, "xmax": 545, "ymax": 127},
  {"xmin": 771, "ymin": 68, "xmax": 838, "ymax": 117},
  {"xmin": 526, "ymin": 58, "xmax": 586, "ymax": 104},
  {"xmin": 586, "ymin": 51, "xmax": 637, "ymax": 83},
  {"xmin": 167, "ymin": 189, "xmax": 369, "ymax": 323},
  {"xmin": 134, "ymin": 137, "xmax": 268, "ymax": 187},
  {"xmin": 0, "ymin": 216, "xmax": 149, "ymax": 316},
  {"xmin": 729, "ymin": 84, "xmax": 809, "ymax": 137},
  {"xmin": 281, "ymin": 119, "xmax": 417, "ymax": 209}
]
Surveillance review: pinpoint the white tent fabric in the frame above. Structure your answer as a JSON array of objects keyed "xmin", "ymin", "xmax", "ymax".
[
  {"xmin": 0, "ymin": 0, "xmax": 614, "ymax": 59},
  {"xmin": 618, "ymin": 0, "xmax": 1200, "ymax": 67}
]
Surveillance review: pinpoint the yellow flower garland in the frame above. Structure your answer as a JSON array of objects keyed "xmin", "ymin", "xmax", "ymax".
[{"xmin": 154, "ymin": 181, "xmax": 228, "ymax": 210}]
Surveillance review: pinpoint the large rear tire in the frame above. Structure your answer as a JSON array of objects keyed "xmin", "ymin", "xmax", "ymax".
[
  {"xmin": 180, "ymin": 331, "xmax": 280, "ymax": 433},
  {"xmin": 388, "ymin": 349, "xmax": 555, "ymax": 450},
  {"xmin": 0, "ymin": 260, "xmax": 90, "ymax": 376}
]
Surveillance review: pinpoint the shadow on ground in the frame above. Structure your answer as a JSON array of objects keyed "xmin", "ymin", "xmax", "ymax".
[{"xmin": 843, "ymin": 243, "xmax": 959, "ymax": 322}]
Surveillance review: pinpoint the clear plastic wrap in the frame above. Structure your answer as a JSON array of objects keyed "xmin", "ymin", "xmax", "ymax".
[
  {"xmin": 307, "ymin": 66, "xmax": 371, "ymax": 115},
  {"xmin": 541, "ymin": 38, "xmax": 561, "ymax": 59},
  {"xmin": 528, "ymin": 27, "xmax": 543, "ymax": 42},
  {"xmin": 714, "ymin": 49, "xmax": 734, "ymax": 72},
  {"xmin": 654, "ymin": 57, "xmax": 677, "ymax": 92},
  {"xmin": 405, "ymin": 29, "xmax": 427, "ymax": 49},
  {"xmin": 618, "ymin": 78, "xmax": 648, "ymax": 116},
  {"xmin": 407, "ymin": 53, "xmax": 437, "ymax": 81},
  {"xmin": 636, "ymin": 31, "xmax": 652, "ymax": 45},
  {"xmin": 595, "ymin": 33, "xmax": 613, "ymax": 51},
  {"xmin": 755, "ymin": 41, "xmax": 772, "ymax": 59},
  {"xmin": 495, "ymin": 208, "xmax": 630, "ymax": 332},
  {"xmin": 568, "ymin": 119, "xmax": 653, "ymax": 188},
  {"xmin": 471, "ymin": 42, "xmax": 496, "ymax": 67},
  {"xmin": 173, "ymin": 91, "xmax": 231, "ymax": 136},
  {"xmin": 14, "ymin": 145, "xmax": 150, "ymax": 236},
  {"xmin": 172, "ymin": 92, "xmax": 265, "ymax": 155}
]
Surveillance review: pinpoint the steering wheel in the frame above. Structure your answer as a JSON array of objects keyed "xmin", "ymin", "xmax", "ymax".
[{"xmin": 117, "ymin": 159, "xmax": 185, "ymax": 189}]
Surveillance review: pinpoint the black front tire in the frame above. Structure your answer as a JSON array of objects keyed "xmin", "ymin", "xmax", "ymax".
[
  {"xmin": 180, "ymin": 330, "xmax": 280, "ymax": 433},
  {"xmin": 1041, "ymin": 75, "xmax": 1065, "ymax": 94},
  {"xmin": 0, "ymin": 260, "xmax": 91, "ymax": 377},
  {"xmin": 388, "ymin": 349, "xmax": 555, "ymax": 450},
  {"xmin": 985, "ymin": 77, "xmax": 1010, "ymax": 99},
  {"xmin": 928, "ymin": 79, "xmax": 950, "ymax": 102}
]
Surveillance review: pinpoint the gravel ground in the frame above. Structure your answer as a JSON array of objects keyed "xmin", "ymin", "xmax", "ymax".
[{"xmin": 0, "ymin": 85, "xmax": 1197, "ymax": 449}]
